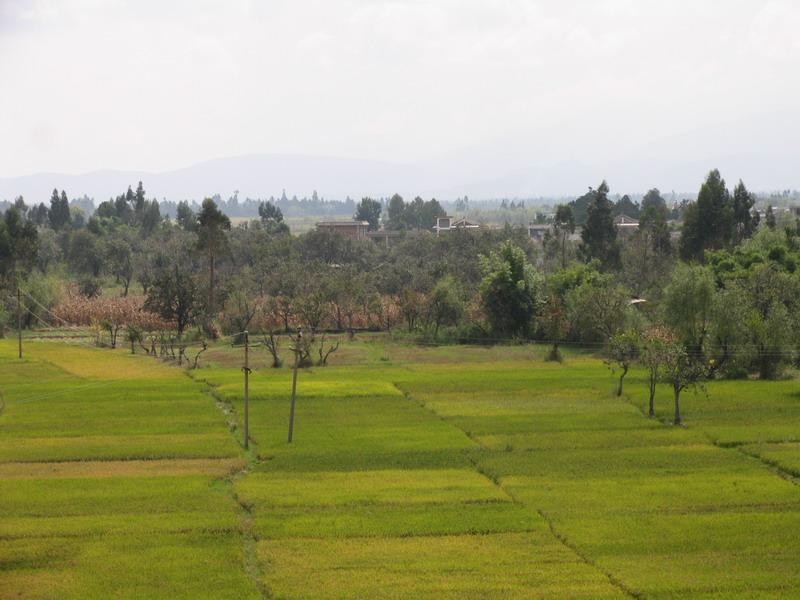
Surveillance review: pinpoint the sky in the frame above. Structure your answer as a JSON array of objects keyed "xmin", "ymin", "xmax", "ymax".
[{"xmin": 1, "ymin": 0, "xmax": 799, "ymax": 194}]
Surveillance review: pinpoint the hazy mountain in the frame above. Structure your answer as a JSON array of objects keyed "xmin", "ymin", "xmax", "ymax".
[
  {"xmin": 2, "ymin": 114, "xmax": 798, "ymax": 206},
  {"xmin": 0, "ymin": 154, "xmax": 443, "ymax": 205}
]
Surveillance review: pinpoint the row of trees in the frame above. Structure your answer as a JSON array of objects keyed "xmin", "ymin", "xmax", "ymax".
[{"xmin": 3, "ymin": 172, "xmax": 798, "ymax": 390}]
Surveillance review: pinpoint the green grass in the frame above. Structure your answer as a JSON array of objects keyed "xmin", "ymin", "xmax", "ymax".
[
  {"xmin": 0, "ymin": 341, "xmax": 258, "ymax": 598},
  {"xmin": 2, "ymin": 338, "xmax": 800, "ymax": 597}
]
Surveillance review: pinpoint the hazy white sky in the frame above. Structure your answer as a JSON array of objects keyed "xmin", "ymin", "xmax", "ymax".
[{"xmin": 1, "ymin": 0, "xmax": 799, "ymax": 180}]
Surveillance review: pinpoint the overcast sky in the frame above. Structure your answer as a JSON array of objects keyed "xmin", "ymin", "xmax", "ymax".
[{"xmin": 1, "ymin": 0, "xmax": 798, "ymax": 191}]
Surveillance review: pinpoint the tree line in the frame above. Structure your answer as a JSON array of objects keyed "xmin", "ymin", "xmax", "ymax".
[{"xmin": 1, "ymin": 170, "xmax": 798, "ymax": 406}]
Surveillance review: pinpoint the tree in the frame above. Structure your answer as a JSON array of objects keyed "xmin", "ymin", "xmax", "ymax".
[
  {"xmin": 614, "ymin": 194, "xmax": 639, "ymax": 218},
  {"xmin": 765, "ymin": 205, "xmax": 777, "ymax": 230},
  {"xmin": 144, "ymin": 234, "xmax": 200, "ymax": 335},
  {"xmin": 638, "ymin": 188, "xmax": 672, "ymax": 255},
  {"xmin": 398, "ymin": 289, "xmax": 425, "ymax": 331},
  {"xmin": 105, "ymin": 236, "xmax": 134, "ymax": 296},
  {"xmin": 661, "ymin": 338, "xmax": 706, "ymax": 425},
  {"xmin": 425, "ymin": 276, "xmax": 464, "ymax": 338},
  {"xmin": 48, "ymin": 189, "xmax": 70, "ymax": 230},
  {"xmin": 579, "ymin": 181, "xmax": 620, "ymax": 269},
  {"xmin": 355, "ymin": 197, "xmax": 382, "ymax": 231},
  {"xmin": 387, "ymin": 194, "xmax": 406, "ymax": 229},
  {"xmin": 732, "ymin": 180, "xmax": 759, "ymax": 243},
  {"xmin": 539, "ymin": 294, "xmax": 570, "ymax": 361},
  {"xmin": 196, "ymin": 198, "xmax": 231, "ymax": 316},
  {"xmin": 479, "ymin": 241, "xmax": 543, "ymax": 337},
  {"xmin": 640, "ymin": 326, "xmax": 673, "ymax": 417},
  {"xmin": 622, "ymin": 201, "xmax": 672, "ymax": 299},
  {"xmin": 680, "ymin": 169, "xmax": 733, "ymax": 261},
  {"xmin": 176, "ymin": 201, "xmax": 197, "ymax": 231},
  {"xmin": 133, "ymin": 181, "xmax": 146, "ymax": 214},
  {"xmin": 140, "ymin": 200, "xmax": 162, "ymax": 236},
  {"xmin": 0, "ymin": 206, "xmax": 39, "ymax": 315},
  {"xmin": 419, "ymin": 198, "xmax": 446, "ymax": 229},
  {"xmin": 661, "ymin": 264, "xmax": 716, "ymax": 358},
  {"xmin": 258, "ymin": 201, "xmax": 289, "ymax": 234},
  {"xmin": 566, "ymin": 278, "xmax": 629, "ymax": 341},
  {"xmin": 731, "ymin": 264, "xmax": 799, "ymax": 379},
  {"xmin": 606, "ymin": 330, "xmax": 639, "ymax": 396},
  {"xmin": 553, "ymin": 204, "xmax": 575, "ymax": 269},
  {"xmin": 69, "ymin": 230, "xmax": 104, "ymax": 277}
]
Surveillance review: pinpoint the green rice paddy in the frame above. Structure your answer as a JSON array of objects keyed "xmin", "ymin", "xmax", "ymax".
[{"xmin": 1, "ymin": 339, "xmax": 798, "ymax": 597}]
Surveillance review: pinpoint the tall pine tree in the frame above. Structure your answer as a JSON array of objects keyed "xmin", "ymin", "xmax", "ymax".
[
  {"xmin": 579, "ymin": 181, "xmax": 620, "ymax": 270},
  {"xmin": 680, "ymin": 169, "xmax": 733, "ymax": 261}
]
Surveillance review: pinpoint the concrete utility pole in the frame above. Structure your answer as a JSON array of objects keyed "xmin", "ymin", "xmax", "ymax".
[
  {"xmin": 17, "ymin": 284, "xmax": 22, "ymax": 360},
  {"xmin": 243, "ymin": 331, "xmax": 250, "ymax": 450},
  {"xmin": 288, "ymin": 328, "xmax": 302, "ymax": 443}
]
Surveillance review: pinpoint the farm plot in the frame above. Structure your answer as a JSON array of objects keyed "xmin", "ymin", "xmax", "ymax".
[
  {"xmin": 3, "ymin": 339, "xmax": 800, "ymax": 598},
  {"xmin": 0, "ymin": 341, "xmax": 258, "ymax": 599},
  {"xmin": 398, "ymin": 358, "xmax": 800, "ymax": 598}
]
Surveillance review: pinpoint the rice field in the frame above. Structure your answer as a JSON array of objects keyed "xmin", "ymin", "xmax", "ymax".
[{"xmin": 1, "ymin": 339, "xmax": 799, "ymax": 597}]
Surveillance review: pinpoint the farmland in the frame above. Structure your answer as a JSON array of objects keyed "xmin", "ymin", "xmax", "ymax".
[{"xmin": 1, "ymin": 338, "xmax": 799, "ymax": 598}]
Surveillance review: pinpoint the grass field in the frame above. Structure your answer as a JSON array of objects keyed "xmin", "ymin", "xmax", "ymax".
[{"xmin": 1, "ymin": 337, "xmax": 799, "ymax": 598}]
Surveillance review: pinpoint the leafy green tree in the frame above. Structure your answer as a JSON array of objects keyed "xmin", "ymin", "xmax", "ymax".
[
  {"xmin": 0, "ymin": 206, "xmax": 39, "ymax": 323},
  {"xmin": 579, "ymin": 181, "xmax": 620, "ymax": 269},
  {"xmin": 139, "ymin": 200, "xmax": 162, "ymax": 236},
  {"xmin": 69, "ymin": 230, "xmax": 104, "ymax": 277},
  {"xmin": 258, "ymin": 201, "xmax": 289, "ymax": 234},
  {"xmin": 553, "ymin": 204, "xmax": 575, "ymax": 269},
  {"xmin": 144, "ymin": 233, "xmax": 199, "ymax": 335},
  {"xmin": 732, "ymin": 264, "xmax": 799, "ymax": 379},
  {"xmin": 419, "ymin": 198, "xmax": 446, "ymax": 229},
  {"xmin": 355, "ymin": 197, "xmax": 382, "ymax": 231},
  {"xmin": 765, "ymin": 205, "xmax": 777, "ymax": 230},
  {"xmin": 133, "ymin": 181, "xmax": 146, "ymax": 214},
  {"xmin": 613, "ymin": 194, "xmax": 639, "ymax": 218},
  {"xmin": 661, "ymin": 264, "xmax": 716, "ymax": 358},
  {"xmin": 425, "ymin": 276, "xmax": 464, "ymax": 338},
  {"xmin": 539, "ymin": 294, "xmax": 570, "ymax": 361},
  {"xmin": 606, "ymin": 330, "xmax": 640, "ymax": 396},
  {"xmin": 732, "ymin": 180, "xmax": 759, "ymax": 243},
  {"xmin": 639, "ymin": 188, "xmax": 672, "ymax": 254},
  {"xmin": 48, "ymin": 188, "xmax": 71, "ymax": 230},
  {"xmin": 387, "ymin": 194, "xmax": 406, "ymax": 229},
  {"xmin": 176, "ymin": 201, "xmax": 197, "ymax": 231},
  {"xmin": 566, "ymin": 277, "xmax": 629, "ymax": 341},
  {"xmin": 196, "ymin": 198, "xmax": 231, "ymax": 316},
  {"xmin": 660, "ymin": 338, "xmax": 706, "ymax": 425},
  {"xmin": 680, "ymin": 169, "xmax": 733, "ymax": 261},
  {"xmin": 622, "ymin": 194, "xmax": 673, "ymax": 298},
  {"xmin": 640, "ymin": 325, "xmax": 673, "ymax": 417},
  {"xmin": 479, "ymin": 241, "xmax": 543, "ymax": 337},
  {"xmin": 105, "ymin": 235, "xmax": 135, "ymax": 296}
]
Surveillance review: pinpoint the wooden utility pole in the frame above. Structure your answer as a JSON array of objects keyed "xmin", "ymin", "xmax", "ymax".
[
  {"xmin": 243, "ymin": 331, "xmax": 250, "ymax": 450},
  {"xmin": 17, "ymin": 284, "xmax": 22, "ymax": 360},
  {"xmin": 288, "ymin": 328, "xmax": 301, "ymax": 443}
]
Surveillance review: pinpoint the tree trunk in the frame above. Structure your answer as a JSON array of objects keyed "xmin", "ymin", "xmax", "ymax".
[
  {"xmin": 673, "ymin": 386, "xmax": 682, "ymax": 425},
  {"xmin": 616, "ymin": 366, "xmax": 628, "ymax": 396},
  {"xmin": 208, "ymin": 251, "xmax": 215, "ymax": 316},
  {"xmin": 648, "ymin": 374, "xmax": 656, "ymax": 417}
]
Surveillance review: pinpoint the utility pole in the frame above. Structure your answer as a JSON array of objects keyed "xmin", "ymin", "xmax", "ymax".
[
  {"xmin": 243, "ymin": 330, "xmax": 250, "ymax": 450},
  {"xmin": 17, "ymin": 283, "xmax": 22, "ymax": 360},
  {"xmin": 288, "ymin": 328, "xmax": 301, "ymax": 443}
]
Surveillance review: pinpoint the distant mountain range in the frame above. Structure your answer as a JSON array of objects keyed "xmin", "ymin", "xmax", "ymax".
[{"xmin": 1, "ymin": 140, "xmax": 798, "ymax": 206}]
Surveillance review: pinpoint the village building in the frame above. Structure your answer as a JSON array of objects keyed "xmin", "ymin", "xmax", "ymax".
[
  {"xmin": 528, "ymin": 224, "xmax": 551, "ymax": 242},
  {"xmin": 315, "ymin": 220, "xmax": 370, "ymax": 241},
  {"xmin": 433, "ymin": 216, "xmax": 480, "ymax": 235},
  {"xmin": 367, "ymin": 229, "xmax": 403, "ymax": 248},
  {"xmin": 613, "ymin": 214, "xmax": 639, "ymax": 237},
  {"xmin": 528, "ymin": 223, "xmax": 582, "ymax": 244}
]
